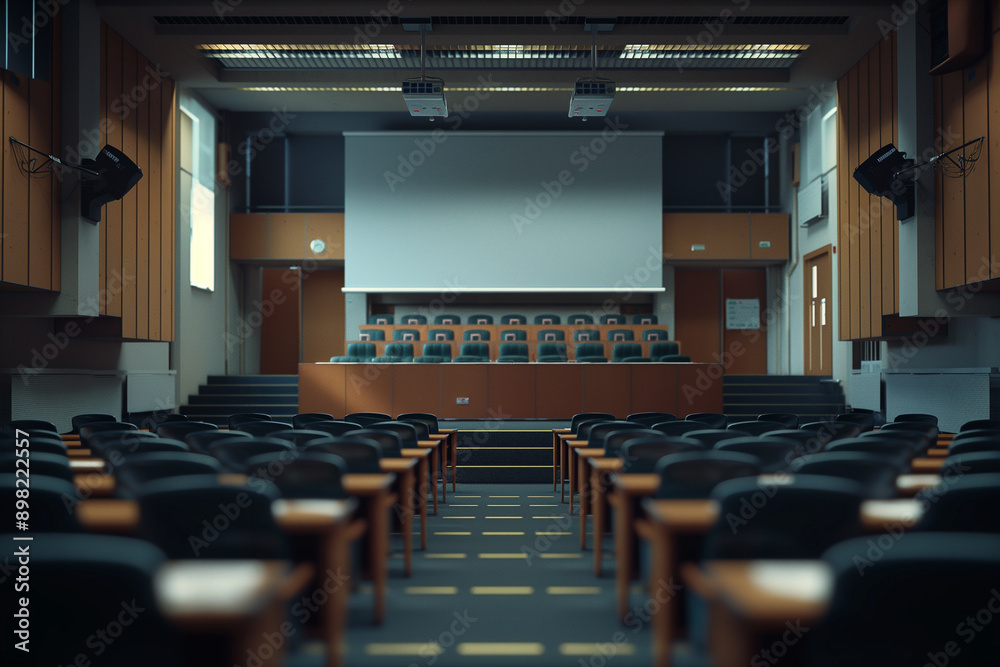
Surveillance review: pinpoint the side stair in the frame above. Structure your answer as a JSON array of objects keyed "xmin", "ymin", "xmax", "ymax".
[
  {"xmin": 179, "ymin": 375, "xmax": 298, "ymax": 426},
  {"xmin": 723, "ymin": 375, "xmax": 846, "ymax": 423}
]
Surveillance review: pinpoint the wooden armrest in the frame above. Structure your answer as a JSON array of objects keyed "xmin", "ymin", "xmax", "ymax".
[
  {"xmin": 277, "ymin": 562, "xmax": 316, "ymax": 602},
  {"xmin": 680, "ymin": 562, "xmax": 720, "ymax": 602}
]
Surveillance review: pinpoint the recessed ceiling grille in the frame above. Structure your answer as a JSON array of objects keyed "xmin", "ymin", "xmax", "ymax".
[{"xmin": 157, "ymin": 15, "xmax": 849, "ymax": 27}]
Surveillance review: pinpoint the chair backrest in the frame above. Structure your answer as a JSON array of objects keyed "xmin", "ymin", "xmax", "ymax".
[
  {"xmin": 499, "ymin": 329, "xmax": 527, "ymax": 341},
  {"xmin": 368, "ymin": 314, "xmax": 393, "ymax": 324},
  {"xmin": 136, "ymin": 476, "xmax": 289, "ymax": 559},
  {"xmin": 537, "ymin": 329, "xmax": 565, "ymax": 341},
  {"xmin": 305, "ymin": 437, "xmax": 383, "ymax": 473},
  {"xmin": 683, "ymin": 428, "xmax": 750, "ymax": 448},
  {"xmin": 603, "ymin": 428, "xmax": 663, "ymax": 456},
  {"xmin": 946, "ymin": 436, "xmax": 1000, "ymax": 457},
  {"xmin": 574, "ymin": 342, "xmax": 607, "ymax": 361},
  {"xmin": 626, "ymin": 412, "xmax": 677, "ymax": 427},
  {"xmin": 894, "ymin": 412, "xmax": 938, "ymax": 425},
  {"xmin": 575, "ymin": 419, "xmax": 615, "ymax": 441},
  {"xmin": 2, "ymin": 418, "xmax": 58, "ymax": 434},
  {"xmin": 793, "ymin": 451, "xmax": 903, "ymax": 499},
  {"xmin": 654, "ymin": 450, "xmax": 761, "ymax": 499},
  {"xmin": 79, "ymin": 421, "xmax": 138, "ymax": 447},
  {"xmin": 366, "ymin": 421, "xmax": 419, "ymax": 447},
  {"xmin": 942, "ymin": 451, "xmax": 1000, "ymax": 474},
  {"xmin": 571, "ymin": 412, "xmax": 616, "ymax": 431},
  {"xmin": 0, "ymin": 474, "xmax": 83, "ymax": 531},
  {"xmin": 714, "ymin": 436, "xmax": 806, "ymax": 473},
  {"xmin": 227, "ymin": 413, "xmax": 272, "ymax": 430},
  {"xmin": 824, "ymin": 437, "xmax": 916, "ymax": 470},
  {"xmin": 345, "ymin": 342, "xmax": 377, "ymax": 359},
  {"xmin": 536, "ymin": 342, "xmax": 568, "ymax": 360},
  {"xmin": 587, "ymin": 421, "xmax": 643, "ymax": 448},
  {"xmin": 0, "ymin": 451, "xmax": 73, "ymax": 482},
  {"xmin": 659, "ymin": 354, "xmax": 691, "ymax": 362},
  {"xmin": 534, "ymin": 313, "xmax": 561, "ymax": 325},
  {"xmin": 208, "ymin": 438, "xmax": 296, "ymax": 472},
  {"xmin": 462, "ymin": 329, "xmax": 491, "ymax": 341},
  {"xmin": 0, "ymin": 533, "xmax": 182, "ymax": 666},
  {"xmin": 727, "ymin": 420, "xmax": 788, "ymax": 436},
  {"xmin": 345, "ymin": 429, "xmax": 403, "ymax": 457},
  {"xmin": 567, "ymin": 313, "xmax": 593, "ymax": 324},
  {"xmin": 344, "ymin": 412, "xmax": 392, "ymax": 427},
  {"xmin": 396, "ymin": 412, "xmax": 440, "ymax": 434},
  {"xmin": 115, "ymin": 452, "xmax": 223, "ymax": 498},
  {"xmin": 399, "ymin": 314, "xmax": 427, "ymax": 324},
  {"xmin": 96, "ymin": 439, "xmax": 190, "ymax": 462},
  {"xmin": 139, "ymin": 413, "xmax": 189, "ymax": 431},
  {"xmin": 800, "ymin": 533, "xmax": 1000, "ymax": 666},
  {"xmin": 878, "ymin": 420, "xmax": 939, "ymax": 445},
  {"xmin": 649, "ymin": 342, "xmax": 680, "ymax": 359},
  {"xmin": 757, "ymin": 413, "xmax": 799, "ymax": 429},
  {"xmin": 393, "ymin": 328, "xmax": 421, "ymax": 341},
  {"xmin": 572, "ymin": 329, "xmax": 600, "ymax": 341},
  {"xmin": 652, "ymin": 420, "xmax": 707, "ymax": 437},
  {"xmin": 395, "ymin": 419, "xmax": 431, "ymax": 440},
  {"xmin": 703, "ymin": 475, "xmax": 867, "ymax": 559},
  {"xmin": 0, "ymin": 434, "xmax": 68, "ymax": 456},
  {"xmin": 763, "ymin": 429, "xmax": 829, "ymax": 456},
  {"xmin": 619, "ymin": 436, "xmax": 705, "ymax": 473},
  {"xmin": 799, "ymin": 420, "xmax": 861, "ymax": 441},
  {"xmin": 685, "ymin": 412, "xmax": 729, "ymax": 429},
  {"xmin": 184, "ymin": 429, "xmax": 251, "ymax": 455},
  {"xmin": 358, "ymin": 328, "xmax": 386, "ymax": 341},
  {"xmin": 633, "ymin": 314, "xmax": 658, "ymax": 324},
  {"xmin": 606, "ymin": 329, "xmax": 634, "ymax": 341},
  {"xmin": 498, "ymin": 342, "xmax": 529, "ymax": 359},
  {"xmin": 457, "ymin": 342, "xmax": 490, "ymax": 359},
  {"xmin": 156, "ymin": 420, "xmax": 219, "ymax": 441},
  {"xmin": 71, "ymin": 413, "xmax": 118, "ymax": 433},
  {"xmin": 384, "ymin": 342, "xmax": 415, "ymax": 359},
  {"xmin": 835, "ymin": 412, "xmax": 877, "ymax": 431},
  {"xmin": 245, "ymin": 451, "xmax": 349, "ymax": 499},
  {"xmin": 951, "ymin": 428, "xmax": 1000, "ymax": 443},
  {"xmin": 292, "ymin": 412, "xmax": 335, "ymax": 428},
  {"xmin": 643, "ymin": 330, "xmax": 672, "ymax": 342},
  {"xmin": 600, "ymin": 314, "xmax": 626, "ymax": 324},
  {"xmin": 421, "ymin": 342, "xmax": 453, "ymax": 360},
  {"xmin": 239, "ymin": 421, "xmax": 293, "ymax": 437},
  {"xmin": 86, "ymin": 430, "xmax": 161, "ymax": 451},
  {"xmin": 960, "ymin": 418, "xmax": 1000, "ymax": 431},
  {"xmin": 467, "ymin": 314, "xmax": 494, "ymax": 324},
  {"xmin": 306, "ymin": 420, "xmax": 364, "ymax": 438},
  {"xmin": 611, "ymin": 342, "xmax": 643, "ymax": 361},
  {"xmin": 427, "ymin": 328, "xmax": 455, "ymax": 341},
  {"xmin": 267, "ymin": 429, "xmax": 338, "ymax": 448},
  {"xmin": 501, "ymin": 314, "xmax": 527, "ymax": 324},
  {"xmin": 434, "ymin": 313, "xmax": 461, "ymax": 324}
]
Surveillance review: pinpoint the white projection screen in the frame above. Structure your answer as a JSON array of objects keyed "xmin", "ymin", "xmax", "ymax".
[{"xmin": 344, "ymin": 131, "xmax": 663, "ymax": 293}]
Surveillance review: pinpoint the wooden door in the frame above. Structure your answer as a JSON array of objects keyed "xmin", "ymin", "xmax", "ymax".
[{"xmin": 804, "ymin": 246, "xmax": 833, "ymax": 375}]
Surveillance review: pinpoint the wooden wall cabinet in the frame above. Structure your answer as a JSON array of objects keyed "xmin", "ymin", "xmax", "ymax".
[
  {"xmin": 663, "ymin": 212, "xmax": 788, "ymax": 263},
  {"xmin": 230, "ymin": 212, "xmax": 345, "ymax": 261}
]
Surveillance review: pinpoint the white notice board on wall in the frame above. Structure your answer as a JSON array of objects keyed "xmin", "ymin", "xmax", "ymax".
[{"xmin": 726, "ymin": 299, "xmax": 760, "ymax": 330}]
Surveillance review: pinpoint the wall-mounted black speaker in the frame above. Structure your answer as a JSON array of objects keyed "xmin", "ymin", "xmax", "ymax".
[
  {"xmin": 853, "ymin": 144, "xmax": 916, "ymax": 220},
  {"xmin": 929, "ymin": 0, "xmax": 986, "ymax": 75},
  {"xmin": 80, "ymin": 145, "xmax": 143, "ymax": 223}
]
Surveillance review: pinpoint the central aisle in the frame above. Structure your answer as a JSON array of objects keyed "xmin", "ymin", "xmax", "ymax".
[{"xmin": 292, "ymin": 483, "xmax": 707, "ymax": 667}]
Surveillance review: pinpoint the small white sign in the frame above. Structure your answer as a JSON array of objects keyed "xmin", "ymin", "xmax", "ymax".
[{"xmin": 726, "ymin": 299, "xmax": 760, "ymax": 330}]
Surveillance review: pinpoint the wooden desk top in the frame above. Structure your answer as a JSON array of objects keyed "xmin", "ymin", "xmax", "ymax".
[
  {"xmin": 379, "ymin": 458, "xmax": 418, "ymax": 473},
  {"xmin": 911, "ymin": 458, "xmax": 945, "ymax": 472},
  {"xmin": 611, "ymin": 473, "xmax": 660, "ymax": 496},
  {"xmin": 698, "ymin": 560, "xmax": 833, "ymax": 623},
  {"xmin": 342, "ymin": 473, "xmax": 395, "ymax": 495}
]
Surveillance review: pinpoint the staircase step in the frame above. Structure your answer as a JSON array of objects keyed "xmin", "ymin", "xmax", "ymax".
[
  {"xmin": 199, "ymin": 384, "xmax": 299, "ymax": 396},
  {"xmin": 187, "ymin": 394, "xmax": 299, "ymax": 406},
  {"xmin": 206, "ymin": 375, "xmax": 298, "ymax": 385}
]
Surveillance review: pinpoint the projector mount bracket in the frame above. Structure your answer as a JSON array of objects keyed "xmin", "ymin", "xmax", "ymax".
[
  {"xmin": 893, "ymin": 136, "xmax": 984, "ymax": 182},
  {"xmin": 8, "ymin": 136, "xmax": 99, "ymax": 180}
]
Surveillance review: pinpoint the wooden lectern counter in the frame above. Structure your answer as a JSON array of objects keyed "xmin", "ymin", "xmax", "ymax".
[{"xmin": 298, "ymin": 361, "xmax": 724, "ymax": 419}]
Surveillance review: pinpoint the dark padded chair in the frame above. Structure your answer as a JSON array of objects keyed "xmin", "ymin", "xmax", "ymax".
[
  {"xmin": 714, "ymin": 436, "xmax": 806, "ymax": 473},
  {"xmin": 575, "ymin": 419, "xmax": 615, "ymax": 443},
  {"xmin": 602, "ymin": 428, "xmax": 663, "ymax": 457},
  {"xmin": 375, "ymin": 342, "xmax": 415, "ymax": 362},
  {"xmin": 0, "ymin": 533, "xmax": 182, "ymax": 666},
  {"xmin": 184, "ymin": 429, "xmax": 251, "ymax": 455},
  {"xmin": 894, "ymin": 413, "xmax": 938, "ymax": 425},
  {"xmin": 757, "ymin": 413, "xmax": 799, "ymax": 429},
  {"xmin": 612, "ymin": 342, "xmax": 649, "ymax": 362},
  {"xmin": 764, "ymin": 429, "xmax": 830, "ymax": 456},
  {"xmin": 947, "ymin": 436, "xmax": 1000, "ymax": 456},
  {"xmin": 501, "ymin": 314, "xmax": 527, "ymax": 325},
  {"xmin": 499, "ymin": 329, "xmax": 527, "ymax": 341},
  {"xmin": 0, "ymin": 451, "xmax": 73, "ymax": 482},
  {"xmin": 115, "ymin": 452, "xmax": 223, "ymax": 498},
  {"xmin": 571, "ymin": 412, "xmax": 616, "ymax": 432},
  {"xmin": 878, "ymin": 420, "xmax": 939, "ymax": 447},
  {"xmin": 2, "ymin": 418, "xmax": 58, "ymax": 434},
  {"xmin": 534, "ymin": 313, "xmax": 561, "ymax": 325},
  {"xmin": 138, "ymin": 412, "xmax": 189, "ymax": 432},
  {"xmin": 344, "ymin": 429, "xmax": 404, "ymax": 458},
  {"xmin": 292, "ymin": 412, "xmax": 335, "ymax": 429},
  {"xmin": 652, "ymin": 420, "xmax": 708, "ymax": 437},
  {"xmin": 574, "ymin": 342, "xmax": 608, "ymax": 363},
  {"xmin": 643, "ymin": 330, "xmax": 672, "ymax": 342},
  {"xmin": 398, "ymin": 314, "xmax": 427, "ymax": 325},
  {"xmin": 684, "ymin": 428, "xmax": 750, "ymax": 448},
  {"xmin": 0, "ymin": 434, "xmax": 68, "ymax": 456},
  {"xmin": 344, "ymin": 412, "xmax": 391, "ymax": 427},
  {"xmin": 800, "ymin": 420, "xmax": 862, "ymax": 441},
  {"xmin": 536, "ymin": 342, "xmax": 568, "ymax": 362},
  {"xmin": 239, "ymin": 421, "xmax": 293, "ymax": 437},
  {"xmin": 96, "ymin": 439, "xmax": 190, "ymax": 462},
  {"xmin": 245, "ymin": 451, "xmax": 350, "ymax": 499},
  {"xmin": 702, "ymin": 475, "xmax": 866, "ymax": 559},
  {"xmin": 825, "ymin": 437, "xmax": 915, "ymax": 470},
  {"xmin": 727, "ymin": 420, "xmax": 788, "ymax": 436},
  {"xmin": 942, "ymin": 451, "xmax": 1000, "ymax": 474},
  {"xmin": 156, "ymin": 420, "xmax": 218, "ymax": 441},
  {"xmin": 397, "ymin": 412, "xmax": 441, "ymax": 436},
  {"xmin": 267, "ymin": 429, "xmax": 338, "ymax": 448},
  {"xmin": 799, "ymin": 533, "xmax": 1000, "ymax": 667},
  {"xmin": 396, "ymin": 419, "xmax": 431, "ymax": 442},
  {"xmin": 497, "ymin": 342, "xmax": 530, "ymax": 362},
  {"xmin": 960, "ymin": 418, "xmax": 1000, "ymax": 431},
  {"xmin": 415, "ymin": 342, "xmax": 452, "ymax": 363},
  {"xmin": 454, "ymin": 342, "xmax": 491, "ymax": 362},
  {"xmin": 658, "ymin": 354, "xmax": 691, "ymax": 362},
  {"xmin": 0, "ymin": 474, "xmax": 82, "ymax": 531},
  {"xmin": 864, "ymin": 425, "xmax": 935, "ymax": 455},
  {"xmin": 302, "ymin": 420, "xmax": 363, "ymax": 438},
  {"xmin": 368, "ymin": 314, "xmax": 393, "ymax": 324},
  {"xmin": 537, "ymin": 329, "xmax": 565, "ymax": 341},
  {"xmin": 79, "ymin": 421, "xmax": 138, "ymax": 448},
  {"xmin": 467, "ymin": 314, "xmax": 494, "ymax": 325},
  {"xmin": 654, "ymin": 451, "xmax": 761, "ymax": 499},
  {"xmin": 600, "ymin": 314, "xmax": 626, "ymax": 324},
  {"xmin": 649, "ymin": 342, "xmax": 681, "ymax": 360},
  {"xmin": 686, "ymin": 413, "xmax": 728, "ymax": 429},
  {"xmin": 586, "ymin": 421, "xmax": 644, "ymax": 449},
  {"xmin": 462, "ymin": 329, "xmax": 490, "ymax": 342},
  {"xmin": 572, "ymin": 329, "xmax": 600, "ymax": 342},
  {"xmin": 392, "ymin": 328, "xmax": 421, "ymax": 341},
  {"xmin": 427, "ymin": 329, "xmax": 455, "ymax": 341},
  {"xmin": 793, "ymin": 451, "xmax": 903, "ymax": 499},
  {"xmin": 626, "ymin": 412, "xmax": 677, "ymax": 427},
  {"xmin": 227, "ymin": 412, "xmax": 272, "ymax": 430},
  {"xmin": 86, "ymin": 430, "xmax": 162, "ymax": 451},
  {"xmin": 434, "ymin": 314, "xmax": 461, "ymax": 325},
  {"xmin": 951, "ymin": 428, "xmax": 1000, "ymax": 442},
  {"xmin": 606, "ymin": 329, "xmax": 635, "ymax": 342},
  {"xmin": 633, "ymin": 314, "xmax": 658, "ymax": 324},
  {"xmin": 835, "ymin": 412, "xmax": 877, "ymax": 432},
  {"xmin": 358, "ymin": 328, "xmax": 385, "ymax": 341},
  {"xmin": 305, "ymin": 437, "xmax": 383, "ymax": 473},
  {"xmin": 567, "ymin": 313, "xmax": 594, "ymax": 324},
  {"xmin": 329, "ymin": 342, "xmax": 376, "ymax": 362},
  {"xmin": 136, "ymin": 476, "xmax": 289, "ymax": 559},
  {"xmin": 70, "ymin": 413, "xmax": 118, "ymax": 433},
  {"xmin": 208, "ymin": 438, "xmax": 296, "ymax": 472},
  {"xmin": 618, "ymin": 436, "xmax": 705, "ymax": 473},
  {"xmin": 366, "ymin": 421, "xmax": 419, "ymax": 447}
]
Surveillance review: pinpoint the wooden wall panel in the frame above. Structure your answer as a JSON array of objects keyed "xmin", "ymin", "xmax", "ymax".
[
  {"xmin": 344, "ymin": 363, "xmax": 392, "ymax": 415},
  {"xmin": 581, "ymin": 364, "xmax": 632, "ymax": 415},
  {"xmin": 991, "ymin": 30, "xmax": 1000, "ymax": 279},
  {"xmin": 268, "ymin": 213, "xmax": 307, "ymax": 259},
  {"xmin": 298, "ymin": 363, "xmax": 347, "ymax": 416},
  {"xmin": 535, "ymin": 364, "xmax": 582, "ymax": 418},
  {"xmin": 148, "ymin": 72, "xmax": 162, "ymax": 341},
  {"xmin": 941, "ymin": 69, "xmax": 967, "ymax": 287},
  {"xmin": 847, "ymin": 65, "xmax": 860, "ymax": 339},
  {"xmin": 486, "ymin": 364, "xmax": 536, "ymax": 418},
  {"xmin": 3, "ymin": 71, "xmax": 30, "ymax": 285},
  {"xmin": 936, "ymin": 74, "xmax": 945, "ymax": 290},
  {"xmin": 837, "ymin": 76, "xmax": 851, "ymax": 340},
  {"xmin": 880, "ymin": 36, "xmax": 896, "ymax": 312},
  {"xmin": 28, "ymin": 79, "xmax": 53, "ymax": 289},
  {"xmin": 749, "ymin": 213, "xmax": 789, "ymax": 260},
  {"xmin": 964, "ymin": 61, "xmax": 990, "ymax": 282},
  {"xmin": 259, "ymin": 268, "xmax": 301, "ymax": 374},
  {"xmin": 306, "ymin": 213, "xmax": 345, "ymax": 259},
  {"xmin": 99, "ymin": 22, "xmax": 107, "ymax": 299},
  {"xmin": 230, "ymin": 213, "xmax": 268, "ymax": 259},
  {"xmin": 630, "ymin": 364, "xmax": 678, "ymax": 414},
  {"xmin": 120, "ymin": 41, "xmax": 138, "ymax": 339},
  {"xmin": 51, "ymin": 16, "xmax": 62, "ymax": 291},
  {"xmin": 135, "ymin": 54, "xmax": 151, "ymax": 340},
  {"xmin": 868, "ymin": 47, "xmax": 883, "ymax": 337},
  {"xmin": 857, "ymin": 53, "xmax": 872, "ymax": 339},
  {"xmin": 104, "ymin": 28, "xmax": 123, "ymax": 317},
  {"xmin": 162, "ymin": 78, "xmax": 175, "ymax": 341},
  {"xmin": 673, "ymin": 268, "xmax": 721, "ymax": 363},
  {"xmin": 721, "ymin": 268, "xmax": 768, "ymax": 375},
  {"xmin": 439, "ymin": 364, "xmax": 488, "ymax": 419},
  {"xmin": 675, "ymin": 364, "xmax": 725, "ymax": 416},
  {"xmin": 302, "ymin": 268, "xmax": 345, "ymax": 363},
  {"xmin": 393, "ymin": 364, "xmax": 442, "ymax": 416}
]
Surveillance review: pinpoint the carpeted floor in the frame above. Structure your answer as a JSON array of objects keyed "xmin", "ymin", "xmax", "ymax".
[{"xmin": 288, "ymin": 483, "xmax": 709, "ymax": 667}]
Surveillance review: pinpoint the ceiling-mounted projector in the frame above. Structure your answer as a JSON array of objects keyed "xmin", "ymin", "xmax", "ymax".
[
  {"xmin": 402, "ymin": 78, "xmax": 448, "ymax": 117},
  {"xmin": 569, "ymin": 79, "xmax": 616, "ymax": 118}
]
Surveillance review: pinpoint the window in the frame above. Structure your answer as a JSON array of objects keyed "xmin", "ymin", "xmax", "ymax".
[{"xmin": 180, "ymin": 99, "xmax": 216, "ymax": 291}]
